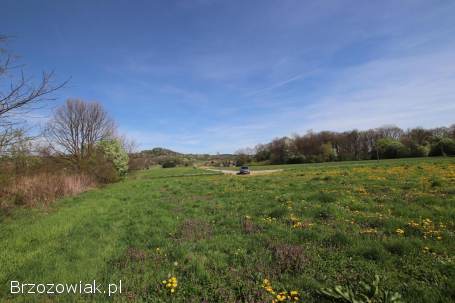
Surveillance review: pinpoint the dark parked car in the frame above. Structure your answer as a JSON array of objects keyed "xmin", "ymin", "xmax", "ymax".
[{"xmin": 238, "ymin": 166, "xmax": 250, "ymax": 175}]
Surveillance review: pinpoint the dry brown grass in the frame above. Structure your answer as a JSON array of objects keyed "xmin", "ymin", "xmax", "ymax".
[
  {"xmin": 270, "ymin": 243, "xmax": 309, "ymax": 273},
  {"xmin": 241, "ymin": 217, "xmax": 261, "ymax": 234},
  {"xmin": 2, "ymin": 172, "xmax": 97, "ymax": 207},
  {"xmin": 125, "ymin": 247, "xmax": 148, "ymax": 262},
  {"xmin": 176, "ymin": 219, "xmax": 213, "ymax": 241}
]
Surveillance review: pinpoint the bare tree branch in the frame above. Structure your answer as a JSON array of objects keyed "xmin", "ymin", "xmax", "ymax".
[
  {"xmin": 46, "ymin": 99, "xmax": 116, "ymax": 165},
  {"xmin": 0, "ymin": 35, "xmax": 68, "ymax": 153}
]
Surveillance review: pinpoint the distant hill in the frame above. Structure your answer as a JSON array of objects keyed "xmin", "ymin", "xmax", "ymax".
[
  {"xmin": 141, "ymin": 147, "xmax": 182, "ymax": 157},
  {"xmin": 129, "ymin": 147, "xmax": 236, "ymax": 170},
  {"xmin": 139, "ymin": 147, "xmax": 234, "ymax": 158}
]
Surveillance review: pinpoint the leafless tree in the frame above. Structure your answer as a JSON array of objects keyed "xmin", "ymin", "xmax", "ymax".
[
  {"xmin": 46, "ymin": 99, "xmax": 115, "ymax": 165},
  {"xmin": 375, "ymin": 125, "xmax": 404, "ymax": 140},
  {"xmin": 0, "ymin": 35, "xmax": 67, "ymax": 153},
  {"xmin": 118, "ymin": 134, "xmax": 138, "ymax": 154},
  {"xmin": 0, "ymin": 126, "xmax": 27, "ymax": 155},
  {"xmin": 235, "ymin": 147, "xmax": 255, "ymax": 156}
]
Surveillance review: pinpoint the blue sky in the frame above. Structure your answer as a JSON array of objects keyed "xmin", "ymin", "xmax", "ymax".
[{"xmin": 2, "ymin": 0, "xmax": 455, "ymax": 153}]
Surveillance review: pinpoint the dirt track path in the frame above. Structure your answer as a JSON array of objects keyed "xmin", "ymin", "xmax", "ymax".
[{"xmin": 203, "ymin": 168, "xmax": 283, "ymax": 175}]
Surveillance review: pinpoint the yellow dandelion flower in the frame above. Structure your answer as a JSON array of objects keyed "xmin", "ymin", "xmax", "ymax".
[{"xmin": 395, "ymin": 228, "xmax": 405, "ymax": 236}]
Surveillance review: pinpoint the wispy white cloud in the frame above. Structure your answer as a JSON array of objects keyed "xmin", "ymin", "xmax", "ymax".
[
  {"xmin": 180, "ymin": 45, "xmax": 455, "ymax": 153},
  {"xmin": 244, "ymin": 72, "xmax": 310, "ymax": 97},
  {"xmin": 96, "ymin": 1, "xmax": 455, "ymax": 154},
  {"xmin": 248, "ymin": 47, "xmax": 455, "ymax": 136},
  {"xmin": 120, "ymin": 44, "xmax": 455, "ymax": 154}
]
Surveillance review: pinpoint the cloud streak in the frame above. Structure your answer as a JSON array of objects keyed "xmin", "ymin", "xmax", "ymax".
[
  {"xmin": 8, "ymin": 1, "xmax": 453, "ymax": 154},
  {"xmin": 138, "ymin": 43, "xmax": 455, "ymax": 154},
  {"xmin": 244, "ymin": 72, "xmax": 309, "ymax": 97}
]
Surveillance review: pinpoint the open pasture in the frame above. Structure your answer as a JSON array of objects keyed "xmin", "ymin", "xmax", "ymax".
[{"xmin": 1, "ymin": 158, "xmax": 454, "ymax": 302}]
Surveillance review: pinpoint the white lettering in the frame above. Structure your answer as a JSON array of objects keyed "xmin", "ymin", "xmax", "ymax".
[{"xmin": 10, "ymin": 281, "xmax": 20, "ymax": 294}]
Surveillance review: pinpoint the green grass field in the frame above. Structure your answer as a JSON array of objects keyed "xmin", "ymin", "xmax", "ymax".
[
  {"xmin": 212, "ymin": 157, "xmax": 447, "ymax": 171},
  {"xmin": 1, "ymin": 159, "xmax": 454, "ymax": 302}
]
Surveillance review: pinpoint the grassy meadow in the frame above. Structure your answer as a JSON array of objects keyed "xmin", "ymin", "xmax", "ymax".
[{"xmin": 0, "ymin": 158, "xmax": 454, "ymax": 302}]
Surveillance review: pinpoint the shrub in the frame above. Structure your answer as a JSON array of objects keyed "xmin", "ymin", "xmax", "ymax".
[
  {"xmin": 96, "ymin": 140, "xmax": 129, "ymax": 176},
  {"xmin": 408, "ymin": 144, "xmax": 430, "ymax": 157},
  {"xmin": 162, "ymin": 159, "xmax": 177, "ymax": 168},
  {"xmin": 287, "ymin": 154, "xmax": 305, "ymax": 164},
  {"xmin": 429, "ymin": 137, "xmax": 455, "ymax": 156},
  {"xmin": 321, "ymin": 142, "xmax": 336, "ymax": 161},
  {"xmin": 235, "ymin": 153, "xmax": 251, "ymax": 166},
  {"xmin": 377, "ymin": 138, "xmax": 409, "ymax": 159},
  {"xmin": 86, "ymin": 154, "xmax": 119, "ymax": 183},
  {"xmin": 128, "ymin": 156, "xmax": 154, "ymax": 170},
  {"xmin": 85, "ymin": 140, "xmax": 129, "ymax": 183}
]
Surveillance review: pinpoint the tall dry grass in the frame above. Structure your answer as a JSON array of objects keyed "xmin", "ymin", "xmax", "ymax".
[{"xmin": 2, "ymin": 173, "xmax": 97, "ymax": 207}]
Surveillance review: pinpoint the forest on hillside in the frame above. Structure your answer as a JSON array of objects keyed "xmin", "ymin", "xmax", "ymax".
[{"xmin": 235, "ymin": 125, "xmax": 455, "ymax": 165}]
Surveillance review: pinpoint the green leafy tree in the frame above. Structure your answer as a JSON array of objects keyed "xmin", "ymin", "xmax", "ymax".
[
  {"xmin": 376, "ymin": 138, "xmax": 408, "ymax": 159},
  {"xmin": 408, "ymin": 143, "xmax": 430, "ymax": 157},
  {"xmin": 235, "ymin": 153, "xmax": 251, "ymax": 166},
  {"xmin": 429, "ymin": 137, "xmax": 455, "ymax": 156},
  {"xmin": 269, "ymin": 138, "xmax": 289, "ymax": 164},
  {"xmin": 97, "ymin": 139, "xmax": 129, "ymax": 176},
  {"xmin": 321, "ymin": 142, "xmax": 336, "ymax": 161}
]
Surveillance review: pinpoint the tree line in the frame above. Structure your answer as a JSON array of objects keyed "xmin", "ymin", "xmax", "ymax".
[{"xmin": 236, "ymin": 125, "xmax": 455, "ymax": 165}]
